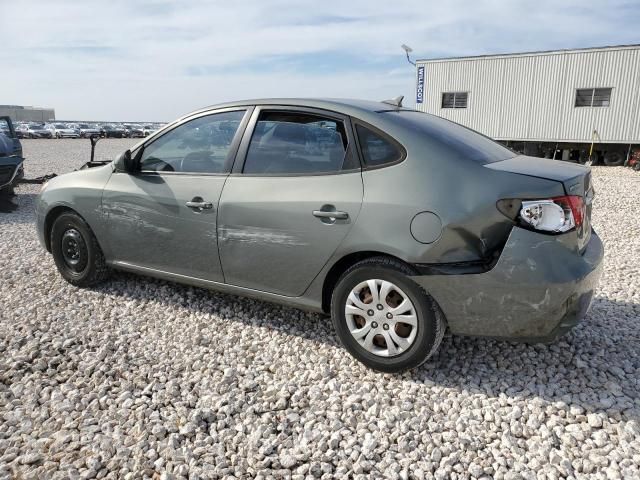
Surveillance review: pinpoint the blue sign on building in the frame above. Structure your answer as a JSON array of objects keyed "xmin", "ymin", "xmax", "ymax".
[{"xmin": 416, "ymin": 66, "xmax": 425, "ymax": 104}]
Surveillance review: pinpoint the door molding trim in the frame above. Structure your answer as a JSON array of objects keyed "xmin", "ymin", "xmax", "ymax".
[{"xmin": 108, "ymin": 260, "xmax": 324, "ymax": 313}]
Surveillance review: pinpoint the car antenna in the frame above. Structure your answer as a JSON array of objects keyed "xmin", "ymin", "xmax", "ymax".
[{"xmin": 381, "ymin": 95, "xmax": 404, "ymax": 107}]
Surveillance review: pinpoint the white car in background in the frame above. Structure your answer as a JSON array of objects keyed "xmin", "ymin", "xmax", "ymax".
[
  {"xmin": 68, "ymin": 123, "xmax": 101, "ymax": 138},
  {"xmin": 46, "ymin": 123, "xmax": 80, "ymax": 139},
  {"xmin": 142, "ymin": 125, "xmax": 157, "ymax": 137}
]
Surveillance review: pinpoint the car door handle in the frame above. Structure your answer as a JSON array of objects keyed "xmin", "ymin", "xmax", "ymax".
[
  {"xmin": 313, "ymin": 210, "xmax": 348, "ymax": 220},
  {"xmin": 186, "ymin": 199, "xmax": 213, "ymax": 210}
]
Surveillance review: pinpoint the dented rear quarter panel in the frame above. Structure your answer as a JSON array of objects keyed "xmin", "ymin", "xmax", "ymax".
[{"xmin": 412, "ymin": 227, "xmax": 604, "ymax": 339}]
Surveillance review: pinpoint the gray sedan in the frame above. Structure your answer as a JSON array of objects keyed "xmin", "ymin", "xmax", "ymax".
[{"xmin": 36, "ymin": 98, "xmax": 603, "ymax": 372}]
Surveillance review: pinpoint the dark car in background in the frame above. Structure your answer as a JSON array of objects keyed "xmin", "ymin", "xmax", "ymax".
[
  {"xmin": 101, "ymin": 124, "xmax": 127, "ymax": 138},
  {"xmin": 125, "ymin": 125, "xmax": 145, "ymax": 138},
  {"xmin": 0, "ymin": 116, "xmax": 24, "ymax": 194}
]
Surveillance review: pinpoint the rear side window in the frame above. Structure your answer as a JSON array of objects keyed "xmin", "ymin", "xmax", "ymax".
[
  {"xmin": 243, "ymin": 111, "xmax": 357, "ymax": 174},
  {"xmin": 355, "ymin": 124, "xmax": 404, "ymax": 167}
]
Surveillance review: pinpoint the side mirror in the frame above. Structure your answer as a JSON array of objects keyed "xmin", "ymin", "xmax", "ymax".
[{"xmin": 114, "ymin": 149, "xmax": 138, "ymax": 173}]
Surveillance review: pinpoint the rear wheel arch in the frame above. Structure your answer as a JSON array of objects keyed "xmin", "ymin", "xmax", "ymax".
[{"xmin": 321, "ymin": 251, "xmax": 418, "ymax": 314}]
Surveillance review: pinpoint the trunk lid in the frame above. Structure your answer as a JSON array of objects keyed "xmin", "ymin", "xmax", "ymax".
[{"xmin": 485, "ymin": 155, "xmax": 594, "ymax": 251}]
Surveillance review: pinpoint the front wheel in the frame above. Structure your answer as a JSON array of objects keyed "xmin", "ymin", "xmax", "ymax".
[
  {"xmin": 51, "ymin": 212, "xmax": 110, "ymax": 287},
  {"xmin": 331, "ymin": 257, "xmax": 445, "ymax": 373}
]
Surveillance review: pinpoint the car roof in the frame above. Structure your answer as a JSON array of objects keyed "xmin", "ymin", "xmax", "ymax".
[{"xmin": 186, "ymin": 98, "xmax": 411, "ymax": 122}]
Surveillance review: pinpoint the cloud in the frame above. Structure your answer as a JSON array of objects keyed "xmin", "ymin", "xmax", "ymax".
[{"xmin": 1, "ymin": 0, "xmax": 638, "ymax": 120}]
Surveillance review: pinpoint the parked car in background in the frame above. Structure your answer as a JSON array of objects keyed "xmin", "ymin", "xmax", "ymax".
[
  {"xmin": 16, "ymin": 124, "xmax": 53, "ymax": 139},
  {"xmin": 69, "ymin": 123, "xmax": 101, "ymax": 138},
  {"xmin": 142, "ymin": 125, "xmax": 157, "ymax": 137},
  {"xmin": 125, "ymin": 125, "xmax": 145, "ymax": 138},
  {"xmin": 46, "ymin": 123, "xmax": 81, "ymax": 139},
  {"xmin": 101, "ymin": 124, "xmax": 127, "ymax": 138},
  {"xmin": 0, "ymin": 116, "xmax": 24, "ymax": 194},
  {"xmin": 35, "ymin": 98, "xmax": 603, "ymax": 373}
]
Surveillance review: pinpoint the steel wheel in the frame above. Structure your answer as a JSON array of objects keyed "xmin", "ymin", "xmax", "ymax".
[
  {"xmin": 60, "ymin": 228, "xmax": 88, "ymax": 272},
  {"xmin": 345, "ymin": 279, "xmax": 418, "ymax": 357}
]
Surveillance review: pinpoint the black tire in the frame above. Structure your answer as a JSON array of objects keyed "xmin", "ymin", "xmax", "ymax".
[
  {"xmin": 633, "ymin": 162, "xmax": 640, "ymax": 172},
  {"xmin": 330, "ymin": 256, "xmax": 445, "ymax": 373},
  {"xmin": 603, "ymin": 151, "xmax": 625, "ymax": 166},
  {"xmin": 50, "ymin": 212, "xmax": 110, "ymax": 287},
  {"xmin": 578, "ymin": 151, "xmax": 589, "ymax": 164},
  {"xmin": 580, "ymin": 152, "xmax": 599, "ymax": 166}
]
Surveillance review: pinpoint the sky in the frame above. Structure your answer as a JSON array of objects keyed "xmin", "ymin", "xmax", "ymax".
[{"xmin": 1, "ymin": 0, "xmax": 639, "ymax": 122}]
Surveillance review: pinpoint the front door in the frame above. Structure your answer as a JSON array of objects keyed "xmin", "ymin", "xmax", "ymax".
[
  {"xmin": 218, "ymin": 107, "xmax": 363, "ymax": 296},
  {"xmin": 102, "ymin": 108, "xmax": 249, "ymax": 282}
]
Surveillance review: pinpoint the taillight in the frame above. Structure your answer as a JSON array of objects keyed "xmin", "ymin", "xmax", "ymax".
[
  {"xmin": 498, "ymin": 195, "xmax": 584, "ymax": 233},
  {"xmin": 553, "ymin": 195, "xmax": 584, "ymax": 227},
  {"xmin": 519, "ymin": 195, "xmax": 583, "ymax": 233}
]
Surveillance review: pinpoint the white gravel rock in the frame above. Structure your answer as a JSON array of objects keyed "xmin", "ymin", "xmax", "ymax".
[{"xmin": 1, "ymin": 144, "xmax": 639, "ymax": 478}]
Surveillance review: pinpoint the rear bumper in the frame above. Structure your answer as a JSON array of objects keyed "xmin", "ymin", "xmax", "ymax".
[{"xmin": 412, "ymin": 227, "xmax": 604, "ymax": 342}]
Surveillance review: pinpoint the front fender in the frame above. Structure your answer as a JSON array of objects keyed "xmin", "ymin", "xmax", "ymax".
[{"xmin": 36, "ymin": 164, "xmax": 113, "ymax": 254}]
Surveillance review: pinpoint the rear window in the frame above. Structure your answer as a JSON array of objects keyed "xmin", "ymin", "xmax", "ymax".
[{"xmin": 384, "ymin": 110, "xmax": 515, "ymax": 164}]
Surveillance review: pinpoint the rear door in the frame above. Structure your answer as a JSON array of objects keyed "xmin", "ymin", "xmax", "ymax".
[
  {"xmin": 102, "ymin": 108, "xmax": 250, "ymax": 282},
  {"xmin": 217, "ymin": 106, "xmax": 363, "ymax": 296}
]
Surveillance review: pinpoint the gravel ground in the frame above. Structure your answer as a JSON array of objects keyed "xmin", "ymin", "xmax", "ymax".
[{"xmin": 1, "ymin": 140, "xmax": 639, "ymax": 479}]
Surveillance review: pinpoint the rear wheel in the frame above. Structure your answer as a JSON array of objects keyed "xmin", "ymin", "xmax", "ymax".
[
  {"xmin": 331, "ymin": 257, "xmax": 445, "ymax": 373},
  {"xmin": 51, "ymin": 212, "xmax": 110, "ymax": 287}
]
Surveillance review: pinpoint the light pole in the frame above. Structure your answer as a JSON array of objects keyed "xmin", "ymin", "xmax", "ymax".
[{"xmin": 401, "ymin": 44, "xmax": 415, "ymax": 66}]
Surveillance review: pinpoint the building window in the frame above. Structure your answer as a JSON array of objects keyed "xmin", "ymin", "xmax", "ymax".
[
  {"xmin": 441, "ymin": 92, "xmax": 468, "ymax": 109},
  {"xmin": 575, "ymin": 88, "xmax": 612, "ymax": 107}
]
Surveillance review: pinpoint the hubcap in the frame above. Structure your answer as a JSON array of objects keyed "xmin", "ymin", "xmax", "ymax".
[
  {"xmin": 345, "ymin": 279, "xmax": 418, "ymax": 357},
  {"xmin": 61, "ymin": 228, "xmax": 86, "ymax": 270}
]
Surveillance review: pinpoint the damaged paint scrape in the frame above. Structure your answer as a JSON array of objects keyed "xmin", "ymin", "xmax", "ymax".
[
  {"xmin": 412, "ymin": 226, "xmax": 604, "ymax": 340},
  {"xmin": 219, "ymin": 225, "xmax": 308, "ymax": 246}
]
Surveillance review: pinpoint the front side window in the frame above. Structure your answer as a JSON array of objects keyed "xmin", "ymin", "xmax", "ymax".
[
  {"xmin": 442, "ymin": 92, "xmax": 468, "ymax": 109},
  {"xmin": 575, "ymin": 88, "xmax": 612, "ymax": 107},
  {"xmin": 139, "ymin": 110, "xmax": 245, "ymax": 173},
  {"xmin": 243, "ymin": 111, "xmax": 355, "ymax": 174},
  {"xmin": 355, "ymin": 124, "xmax": 404, "ymax": 167}
]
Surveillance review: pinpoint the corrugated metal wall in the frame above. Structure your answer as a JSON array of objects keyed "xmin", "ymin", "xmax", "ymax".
[
  {"xmin": 416, "ymin": 46, "xmax": 640, "ymax": 143},
  {"xmin": 0, "ymin": 106, "xmax": 56, "ymax": 123}
]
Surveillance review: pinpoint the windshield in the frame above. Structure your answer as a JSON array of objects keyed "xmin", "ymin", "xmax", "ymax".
[
  {"xmin": 383, "ymin": 110, "xmax": 515, "ymax": 164},
  {"xmin": 55, "ymin": 124, "xmax": 66, "ymax": 128},
  {"xmin": 31, "ymin": 125, "xmax": 44, "ymax": 130}
]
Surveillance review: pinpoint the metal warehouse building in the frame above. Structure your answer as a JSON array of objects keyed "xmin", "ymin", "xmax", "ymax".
[
  {"xmin": 415, "ymin": 44, "xmax": 640, "ymax": 165},
  {"xmin": 0, "ymin": 105, "xmax": 55, "ymax": 123}
]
